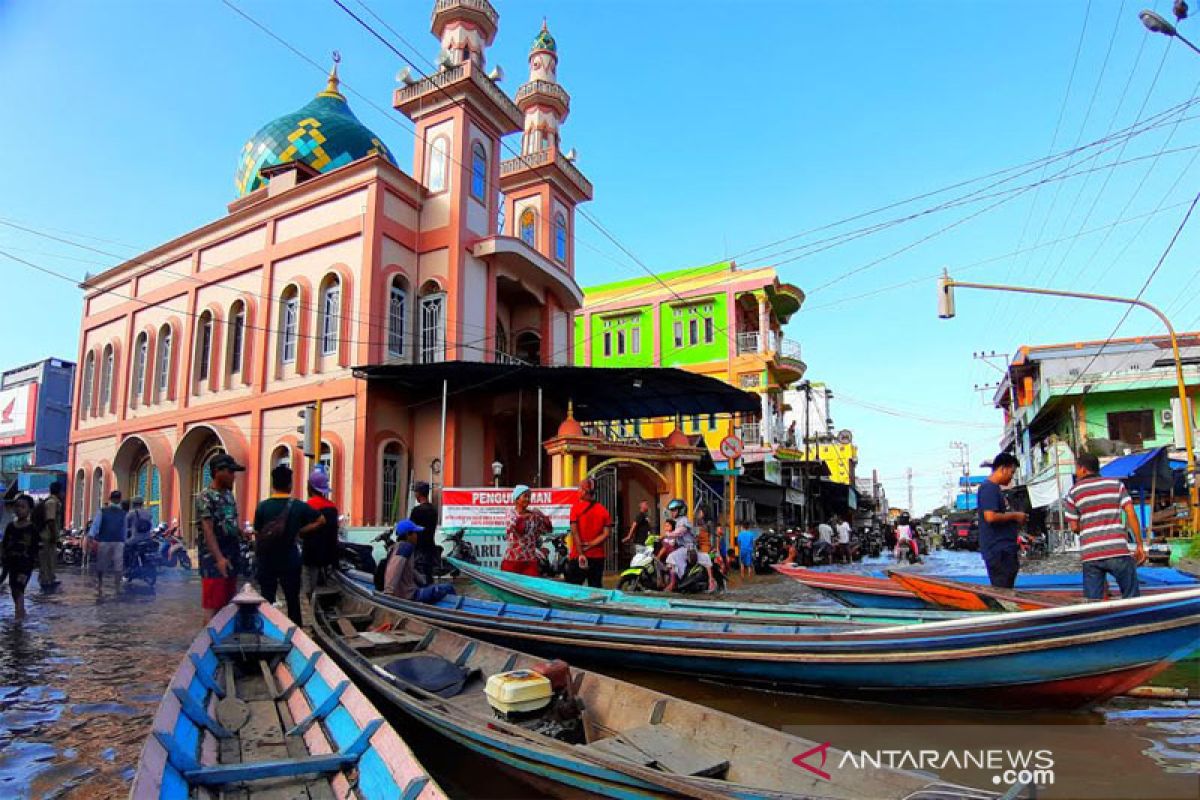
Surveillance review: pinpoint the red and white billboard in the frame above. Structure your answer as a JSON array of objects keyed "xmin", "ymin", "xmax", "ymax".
[
  {"xmin": 440, "ymin": 487, "xmax": 579, "ymax": 567},
  {"xmin": 0, "ymin": 384, "xmax": 38, "ymax": 448}
]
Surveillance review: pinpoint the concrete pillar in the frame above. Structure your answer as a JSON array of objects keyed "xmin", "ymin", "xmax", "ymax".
[
  {"xmin": 563, "ymin": 453, "xmax": 575, "ymax": 487},
  {"xmin": 757, "ymin": 295, "xmax": 769, "ymax": 353},
  {"xmin": 577, "ymin": 453, "xmax": 588, "ymax": 484}
]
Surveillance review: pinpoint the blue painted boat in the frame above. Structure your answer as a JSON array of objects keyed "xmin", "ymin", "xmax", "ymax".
[
  {"xmin": 450, "ymin": 558, "xmax": 964, "ymax": 626},
  {"xmin": 132, "ymin": 586, "xmax": 443, "ymax": 800},
  {"xmin": 336, "ymin": 571, "xmax": 1200, "ymax": 711},
  {"xmin": 862, "ymin": 567, "xmax": 1200, "ymax": 590},
  {"xmin": 314, "ymin": 587, "xmax": 997, "ymax": 799}
]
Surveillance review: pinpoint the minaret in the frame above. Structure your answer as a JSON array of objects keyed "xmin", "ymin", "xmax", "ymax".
[
  {"xmin": 499, "ymin": 20, "xmax": 592, "ymax": 272},
  {"xmin": 431, "ymin": 0, "xmax": 497, "ymax": 68},
  {"xmin": 518, "ymin": 20, "xmax": 568, "ymax": 154}
]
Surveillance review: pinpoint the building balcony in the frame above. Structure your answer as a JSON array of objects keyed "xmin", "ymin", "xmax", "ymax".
[
  {"xmin": 498, "ymin": 146, "xmax": 593, "ymax": 203},
  {"xmin": 736, "ymin": 332, "xmax": 760, "ymax": 355},
  {"xmin": 515, "ymin": 80, "xmax": 570, "ymax": 116},
  {"xmin": 432, "ymin": 0, "xmax": 498, "ymax": 36},
  {"xmin": 393, "ymin": 59, "xmax": 522, "ymax": 135},
  {"xmin": 742, "ymin": 422, "xmax": 762, "ymax": 445},
  {"xmin": 472, "ymin": 235, "xmax": 584, "ymax": 310}
]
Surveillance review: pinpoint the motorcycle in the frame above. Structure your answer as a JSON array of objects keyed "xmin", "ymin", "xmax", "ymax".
[
  {"xmin": 674, "ymin": 555, "xmax": 728, "ymax": 594},
  {"xmin": 1019, "ymin": 531, "xmax": 1048, "ymax": 560},
  {"xmin": 155, "ymin": 523, "xmax": 192, "ymax": 569},
  {"xmin": 893, "ymin": 535, "xmax": 922, "ymax": 565},
  {"xmin": 536, "ymin": 533, "xmax": 569, "ymax": 579},
  {"xmin": 752, "ymin": 529, "xmax": 790, "ymax": 574},
  {"xmin": 57, "ymin": 528, "xmax": 84, "ymax": 566},
  {"xmin": 444, "ymin": 528, "xmax": 478, "ymax": 565},
  {"xmin": 618, "ymin": 534, "xmax": 663, "ymax": 592},
  {"xmin": 238, "ymin": 536, "xmax": 257, "ymax": 579},
  {"xmin": 124, "ymin": 537, "xmax": 159, "ymax": 587}
]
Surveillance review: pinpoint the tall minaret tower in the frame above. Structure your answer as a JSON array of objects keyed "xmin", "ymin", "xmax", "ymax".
[{"xmin": 499, "ymin": 20, "xmax": 593, "ymax": 274}]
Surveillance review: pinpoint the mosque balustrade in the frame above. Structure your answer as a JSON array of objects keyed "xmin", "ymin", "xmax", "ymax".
[
  {"xmin": 516, "ymin": 80, "xmax": 571, "ymax": 111},
  {"xmin": 433, "ymin": 0, "xmax": 499, "ymax": 27}
]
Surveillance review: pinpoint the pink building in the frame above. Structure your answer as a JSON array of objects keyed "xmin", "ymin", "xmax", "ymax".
[{"xmin": 68, "ymin": 0, "xmax": 590, "ymax": 540}]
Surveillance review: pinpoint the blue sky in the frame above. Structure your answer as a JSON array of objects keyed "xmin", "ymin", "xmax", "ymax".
[{"xmin": 3, "ymin": 0, "xmax": 1199, "ymax": 512}]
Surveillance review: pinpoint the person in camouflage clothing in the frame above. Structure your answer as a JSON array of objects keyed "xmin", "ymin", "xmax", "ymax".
[{"xmin": 195, "ymin": 453, "xmax": 245, "ymax": 621}]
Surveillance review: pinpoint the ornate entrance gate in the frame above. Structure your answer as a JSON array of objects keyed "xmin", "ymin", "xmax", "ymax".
[{"xmin": 591, "ymin": 466, "xmax": 620, "ymax": 572}]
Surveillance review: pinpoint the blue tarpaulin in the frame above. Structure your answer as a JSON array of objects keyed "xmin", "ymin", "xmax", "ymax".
[{"xmin": 1100, "ymin": 447, "xmax": 1173, "ymax": 493}]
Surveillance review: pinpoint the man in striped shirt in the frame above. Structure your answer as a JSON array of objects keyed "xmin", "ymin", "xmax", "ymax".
[{"xmin": 1062, "ymin": 452, "xmax": 1146, "ymax": 601}]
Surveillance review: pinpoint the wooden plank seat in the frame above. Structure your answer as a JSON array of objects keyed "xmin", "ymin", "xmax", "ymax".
[{"xmin": 581, "ymin": 725, "xmax": 729, "ymax": 778}]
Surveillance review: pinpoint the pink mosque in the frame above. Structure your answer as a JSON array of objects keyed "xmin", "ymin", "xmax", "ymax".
[{"xmin": 68, "ymin": 1, "xmax": 593, "ymax": 539}]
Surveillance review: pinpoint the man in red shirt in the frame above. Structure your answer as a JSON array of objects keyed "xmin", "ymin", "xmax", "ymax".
[{"xmin": 567, "ymin": 478, "xmax": 612, "ymax": 588}]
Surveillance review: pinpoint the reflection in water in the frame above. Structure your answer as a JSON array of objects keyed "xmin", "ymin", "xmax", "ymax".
[{"xmin": 0, "ymin": 551, "xmax": 1195, "ymax": 799}]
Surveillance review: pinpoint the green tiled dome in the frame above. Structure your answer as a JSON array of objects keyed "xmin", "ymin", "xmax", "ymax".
[
  {"xmin": 234, "ymin": 68, "xmax": 395, "ymax": 197},
  {"xmin": 531, "ymin": 21, "xmax": 556, "ymax": 54}
]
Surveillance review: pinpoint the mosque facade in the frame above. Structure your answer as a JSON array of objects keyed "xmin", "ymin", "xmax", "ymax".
[{"xmin": 67, "ymin": 0, "xmax": 590, "ymax": 539}]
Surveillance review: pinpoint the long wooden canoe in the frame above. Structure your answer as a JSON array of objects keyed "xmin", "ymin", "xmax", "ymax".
[
  {"xmin": 774, "ymin": 565, "xmax": 1197, "ymax": 609},
  {"xmin": 132, "ymin": 586, "xmax": 443, "ymax": 800},
  {"xmin": 337, "ymin": 571, "xmax": 1200, "ymax": 710},
  {"xmin": 886, "ymin": 571, "xmax": 1069, "ymax": 612},
  {"xmin": 312, "ymin": 588, "xmax": 999, "ymax": 799},
  {"xmin": 451, "ymin": 558, "xmax": 963, "ymax": 626}
]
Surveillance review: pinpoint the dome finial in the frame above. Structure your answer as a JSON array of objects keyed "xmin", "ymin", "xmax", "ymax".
[
  {"xmin": 319, "ymin": 50, "xmax": 345, "ymax": 100},
  {"xmin": 531, "ymin": 20, "xmax": 556, "ymax": 54}
]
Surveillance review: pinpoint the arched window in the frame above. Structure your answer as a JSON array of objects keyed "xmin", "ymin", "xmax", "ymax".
[
  {"xmin": 470, "ymin": 141, "xmax": 487, "ymax": 201},
  {"xmin": 133, "ymin": 456, "xmax": 161, "ymax": 524},
  {"xmin": 228, "ymin": 301, "xmax": 245, "ymax": 377},
  {"xmin": 196, "ymin": 312, "xmax": 213, "ymax": 383},
  {"xmin": 519, "ymin": 208, "xmax": 536, "ymax": 247},
  {"xmin": 99, "ymin": 344, "xmax": 114, "ymax": 414},
  {"xmin": 271, "ymin": 445, "xmax": 291, "ymax": 470},
  {"xmin": 319, "ymin": 277, "xmax": 340, "ymax": 357},
  {"xmin": 554, "ymin": 212, "xmax": 568, "ymax": 262},
  {"xmin": 73, "ymin": 469, "xmax": 86, "ymax": 528},
  {"xmin": 280, "ymin": 287, "xmax": 299, "ymax": 365},
  {"xmin": 91, "ymin": 467, "xmax": 104, "ymax": 520},
  {"xmin": 427, "ymin": 137, "xmax": 448, "ymax": 192},
  {"xmin": 156, "ymin": 324, "xmax": 173, "ymax": 401},
  {"xmin": 80, "ymin": 351, "xmax": 95, "ymax": 419},
  {"xmin": 380, "ymin": 442, "xmax": 406, "ymax": 524},
  {"xmin": 418, "ymin": 281, "xmax": 446, "ymax": 364},
  {"xmin": 387, "ymin": 277, "xmax": 408, "ymax": 359},
  {"xmin": 131, "ymin": 332, "xmax": 148, "ymax": 407},
  {"xmin": 317, "ymin": 442, "xmax": 334, "ymax": 494}
]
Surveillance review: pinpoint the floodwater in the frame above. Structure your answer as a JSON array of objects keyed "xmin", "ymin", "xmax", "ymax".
[{"xmin": 0, "ymin": 550, "xmax": 1196, "ymax": 799}]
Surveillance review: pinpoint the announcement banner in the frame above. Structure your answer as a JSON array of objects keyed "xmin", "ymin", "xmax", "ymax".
[{"xmin": 440, "ymin": 487, "xmax": 577, "ymax": 567}]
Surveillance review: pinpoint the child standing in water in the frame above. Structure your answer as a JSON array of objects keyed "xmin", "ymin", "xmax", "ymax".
[{"xmin": 2, "ymin": 495, "xmax": 41, "ymax": 621}]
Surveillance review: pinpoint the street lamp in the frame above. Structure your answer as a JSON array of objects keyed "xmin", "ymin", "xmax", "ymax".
[
  {"xmin": 937, "ymin": 271, "xmax": 1200, "ymax": 530},
  {"xmin": 491, "ymin": 459, "xmax": 503, "ymax": 487},
  {"xmin": 1139, "ymin": 9, "xmax": 1200, "ymax": 55}
]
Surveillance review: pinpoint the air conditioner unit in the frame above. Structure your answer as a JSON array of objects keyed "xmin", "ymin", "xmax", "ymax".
[{"xmin": 1161, "ymin": 408, "xmax": 1174, "ymax": 426}]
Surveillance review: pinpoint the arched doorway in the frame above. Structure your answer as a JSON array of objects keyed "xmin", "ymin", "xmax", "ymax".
[
  {"xmin": 114, "ymin": 435, "xmax": 169, "ymax": 526},
  {"xmin": 585, "ymin": 458, "xmax": 670, "ymax": 571},
  {"xmin": 174, "ymin": 425, "xmax": 241, "ymax": 545}
]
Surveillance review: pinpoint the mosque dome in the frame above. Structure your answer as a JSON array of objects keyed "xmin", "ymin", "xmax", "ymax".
[
  {"xmin": 531, "ymin": 21, "xmax": 556, "ymax": 54},
  {"xmin": 234, "ymin": 63, "xmax": 396, "ymax": 197}
]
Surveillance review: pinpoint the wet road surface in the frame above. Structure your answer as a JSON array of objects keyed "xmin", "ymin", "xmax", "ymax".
[{"xmin": 0, "ymin": 550, "xmax": 1196, "ymax": 798}]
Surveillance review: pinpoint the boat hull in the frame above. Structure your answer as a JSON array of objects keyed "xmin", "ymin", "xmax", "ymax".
[{"xmin": 338, "ymin": 574, "xmax": 1200, "ymax": 711}]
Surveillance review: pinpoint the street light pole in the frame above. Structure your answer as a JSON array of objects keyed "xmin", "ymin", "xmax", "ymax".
[
  {"xmin": 1140, "ymin": 9, "xmax": 1200, "ymax": 56},
  {"xmin": 938, "ymin": 273, "xmax": 1200, "ymax": 530}
]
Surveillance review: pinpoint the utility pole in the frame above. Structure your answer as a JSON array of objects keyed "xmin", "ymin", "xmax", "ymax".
[
  {"xmin": 906, "ymin": 467, "xmax": 913, "ymax": 513},
  {"xmin": 949, "ymin": 441, "xmax": 971, "ymax": 506}
]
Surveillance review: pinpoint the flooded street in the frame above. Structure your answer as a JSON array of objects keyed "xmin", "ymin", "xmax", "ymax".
[{"xmin": 0, "ymin": 551, "xmax": 1196, "ymax": 798}]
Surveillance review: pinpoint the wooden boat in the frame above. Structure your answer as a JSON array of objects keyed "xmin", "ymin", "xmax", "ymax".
[
  {"xmin": 775, "ymin": 565, "xmax": 1197, "ymax": 609},
  {"xmin": 131, "ymin": 586, "xmax": 443, "ymax": 800},
  {"xmin": 451, "ymin": 558, "xmax": 964, "ymax": 626},
  {"xmin": 771, "ymin": 565, "xmax": 935, "ymax": 609},
  {"xmin": 886, "ymin": 571, "xmax": 1069, "ymax": 612},
  {"xmin": 336, "ymin": 571, "xmax": 1200, "ymax": 711},
  {"xmin": 312, "ymin": 589, "xmax": 996, "ymax": 799}
]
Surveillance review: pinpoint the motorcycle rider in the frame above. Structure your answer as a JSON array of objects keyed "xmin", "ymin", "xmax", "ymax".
[
  {"xmin": 894, "ymin": 513, "xmax": 921, "ymax": 562},
  {"xmin": 661, "ymin": 499, "xmax": 716, "ymax": 592}
]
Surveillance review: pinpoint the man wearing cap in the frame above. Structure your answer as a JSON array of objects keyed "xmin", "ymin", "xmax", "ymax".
[
  {"xmin": 409, "ymin": 481, "xmax": 439, "ymax": 584},
  {"xmin": 566, "ymin": 478, "xmax": 612, "ymax": 588},
  {"xmin": 89, "ymin": 489, "xmax": 127, "ymax": 597},
  {"xmin": 303, "ymin": 467, "xmax": 340, "ymax": 597},
  {"xmin": 196, "ymin": 453, "xmax": 245, "ymax": 621},
  {"xmin": 126, "ymin": 495, "xmax": 153, "ymax": 545},
  {"xmin": 384, "ymin": 519, "xmax": 455, "ymax": 603}
]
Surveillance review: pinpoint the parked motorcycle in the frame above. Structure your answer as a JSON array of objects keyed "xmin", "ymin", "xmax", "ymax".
[
  {"xmin": 57, "ymin": 528, "xmax": 84, "ymax": 566},
  {"xmin": 536, "ymin": 533, "xmax": 569, "ymax": 579},
  {"xmin": 752, "ymin": 529, "xmax": 790, "ymax": 574},
  {"xmin": 444, "ymin": 528, "xmax": 478, "ymax": 566},
  {"xmin": 154, "ymin": 523, "xmax": 192, "ymax": 569},
  {"xmin": 1019, "ymin": 531, "xmax": 1048, "ymax": 560}
]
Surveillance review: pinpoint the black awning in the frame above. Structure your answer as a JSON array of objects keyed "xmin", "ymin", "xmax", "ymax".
[{"xmin": 353, "ymin": 362, "xmax": 761, "ymax": 422}]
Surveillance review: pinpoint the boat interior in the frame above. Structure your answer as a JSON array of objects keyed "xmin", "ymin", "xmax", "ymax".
[{"xmin": 313, "ymin": 592, "xmax": 980, "ymax": 800}]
